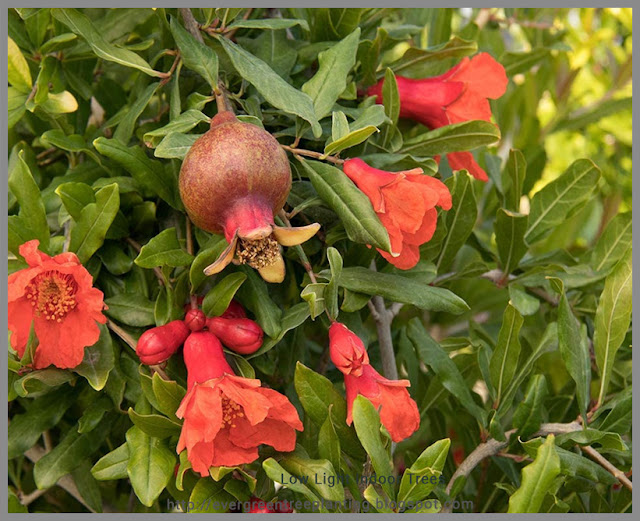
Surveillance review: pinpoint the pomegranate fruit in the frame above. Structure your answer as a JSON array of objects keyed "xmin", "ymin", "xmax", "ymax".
[{"xmin": 179, "ymin": 111, "xmax": 320, "ymax": 283}]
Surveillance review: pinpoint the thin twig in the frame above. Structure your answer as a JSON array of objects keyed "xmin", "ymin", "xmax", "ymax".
[
  {"xmin": 281, "ymin": 145, "xmax": 345, "ymax": 165},
  {"xmin": 581, "ymin": 445, "xmax": 632, "ymax": 492},
  {"xmin": 368, "ymin": 262, "xmax": 398, "ymax": 381},
  {"xmin": 441, "ymin": 422, "xmax": 582, "ymax": 513}
]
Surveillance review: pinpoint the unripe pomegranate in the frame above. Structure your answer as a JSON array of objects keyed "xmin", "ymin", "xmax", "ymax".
[
  {"xmin": 136, "ymin": 320, "xmax": 190, "ymax": 364},
  {"xmin": 179, "ymin": 111, "xmax": 321, "ymax": 283},
  {"xmin": 207, "ymin": 316, "xmax": 264, "ymax": 355},
  {"xmin": 183, "ymin": 331, "xmax": 234, "ymax": 389},
  {"xmin": 184, "ymin": 309, "xmax": 206, "ymax": 331}
]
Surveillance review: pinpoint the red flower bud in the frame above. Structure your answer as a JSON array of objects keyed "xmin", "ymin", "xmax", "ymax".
[
  {"xmin": 329, "ymin": 322, "xmax": 369, "ymax": 376},
  {"xmin": 184, "ymin": 309, "xmax": 206, "ymax": 331},
  {"xmin": 207, "ymin": 317, "xmax": 264, "ymax": 355},
  {"xmin": 221, "ymin": 299, "xmax": 247, "ymax": 319},
  {"xmin": 183, "ymin": 331, "xmax": 234, "ymax": 389},
  {"xmin": 136, "ymin": 320, "xmax": 190, "ymax": 365}
]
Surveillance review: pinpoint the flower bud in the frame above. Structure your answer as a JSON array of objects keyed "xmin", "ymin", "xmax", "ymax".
[
  {"xmin": 207, "ymin": 317, "xmax": 264, "ymax": 355},
  {"xmin": 329, "ymin": 322, "xmax": 369, "ymax": 376},
  {"xmin": 184, "ymin": 309, "xmax": 206, "ymax": 331},
  {"xmin": 220, "ymin": 299, "xmax": 247, "ymax": 319},
  {"xmin": 136, "ymin": 320, "xmax": 190, "ymax": 365},
  {"xmin": 183, "ymin": 331, "xmax": 234, "ymax": 389}
]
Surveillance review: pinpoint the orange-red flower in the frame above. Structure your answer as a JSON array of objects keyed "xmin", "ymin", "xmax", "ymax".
[
  {"xmin": 329, "ymin": 322, "xmax": 420, "ymax": 443},
  {"xmin": 8, "ymin": 240, "xmax": 106, "ymax": 369},
  {"xmin": 177, "ymin": 331, "xmax": 302, "ymax": 474},
  {"xmin": 367, "ymin": 52, "xmax": 508, "ymax": 181},
  {"xmin": 343, "ymin": 158, "xmax": 451, "ymax": 269}
]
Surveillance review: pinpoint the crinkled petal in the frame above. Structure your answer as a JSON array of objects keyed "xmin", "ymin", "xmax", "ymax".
[
  {"xmin": 211, "ymin": 429, "xmax": 259, "ymax": 467},
  {"xmin": 7, "ymin": 298, "xmax": 35, "ymax": 356},
  {"xmin": 447, "ymin": 151, "xmax": 489, "ymax": 182},
  {"xmin": 449, "ymin": 52, "xmax": 508, "ymax": 100}
]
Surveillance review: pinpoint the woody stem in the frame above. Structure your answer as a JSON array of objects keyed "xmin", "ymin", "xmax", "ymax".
[
  {"xmin": 368, "ymin": 262, "xmax": 398, "ymax": 381},
  {"xmin": 281, "ymin": 145, "xmax": 345, "ymax": 165}
]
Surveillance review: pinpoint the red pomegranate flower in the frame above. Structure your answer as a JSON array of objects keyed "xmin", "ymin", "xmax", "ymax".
[
  {"xmin": 329, "ymin": 322, "xmax": 420, "ymax": 443},
  {"xmin": 343, "ymin": 158, "xmax": 451, "ymax": 269},
  {"xmin": 367, "ymin": 52, "xmax": 508, "ymax": 181},
  {"xmin": 8, "ymin": 240, "xmax": 106, "ymax": 369},
  {"xmin": 176, "ymin": 331, "xmax": 302, "ymax": 474}
]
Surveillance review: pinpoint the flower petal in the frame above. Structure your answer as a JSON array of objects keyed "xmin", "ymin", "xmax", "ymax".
[
  {"xmin": 272, "ymin": 223, "xmax": 320, "ymax": 246},
  {"xmin": 257, "ymin": 252, "xmax": 286, "ymax": 283},
  {"xmin": 447, "ymin": 151, "xmax": 489, "ymax": 182}
]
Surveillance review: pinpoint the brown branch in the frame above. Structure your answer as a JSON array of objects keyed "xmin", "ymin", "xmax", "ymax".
[
  {"xmin": 368, "ymin": 262, "xmax": 398, "ymax": 381},
  {"xmin": 179, "ymin": 8, "xmax": 204, "ymax": 43},
  {"xmin": 441, "ymin": 421, "xmax": 582, "ymax": 513},
  {"xmin": 281, "ymin": 145, "xmax": 345, "ymax": 165},
  {"xmin": 581, "ymin": 445, "xmax": 632, "ymax": 492}
]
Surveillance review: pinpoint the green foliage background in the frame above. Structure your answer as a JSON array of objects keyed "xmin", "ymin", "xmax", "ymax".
[{"xmin": 8, "ymin": 7, "xmax": 632, "ymax": 514}]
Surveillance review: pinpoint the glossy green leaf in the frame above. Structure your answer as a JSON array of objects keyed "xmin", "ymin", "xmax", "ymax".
[
  {"xmin": 75, "ymin": 323, "xmax": 115, "ymax": 391},
  {"xmin": 113, "ymin": 82, "xmax": 160, "ymax": 144},
  {"xmin": 8, "ymin": 36, "xmax": 32, "ymax": 93},
  {"xmin": 590, "ymin": 212, "xmax": 632, "ymax": 276},
  {"xmin": 318, "ymin": 410, "xmax": 341, "ymax": 474},
  {"xmin": 135, "ymin": 228, "xmax": 194, "ymax": 268},
  {"xmin": 154, "ymin": 132, "xmax": 200, "ymax": 159},
  {"xmin": 169, "ymin": 16, "xmax": 218, "ymax": 91},
  {"xmin": 216, "ymin": 36, "xmax": 321, "ymax": 136},
  {"xmin": 594, "ymin": 248, "xmax": 632, "ymax": 405},
  {"xmin": 489, "ymin": 304, "xmax": 523, "ymax": 408},
  {"xmin": 402, "ymin": 120, "xmax": 501, "ymax": 156},
  {"xmin": 495, "ymin": 209, "xmax": 528, "ymax": 275},
  {"xmin": 226, "ymin": 18, "xmax": 309, "ymax": 31},
  {"xmin": 236, "ymin": 266, "xmax": 282, "ymax": 338},
  {"xmin": 302, "ymin": 28, "xmax": 360, "ymax": 120},
  {"xmin": 143, "ymin": 109, "xmax": 209, "ymax": 147},
  {"xmin": 127, "ymin": 408, "xmax": 182, "ymax": 439},
  {"xmin": 262, "ymin": 458, "xmax": 325, "ymax": 509},
  {"xmin": 126, "ymin": 426, "xmax": 175, "ymax": 507},
  {"xmin": 104, "ymin": 293, "xmax": 156, "ymax": 327},
  {"xmin": 188, "ymin": 478, "xmax": 234, "ymax": 512},
  {"xmin": 202, "ymin": 272, "xmax": 247, "ymax": 317},
  {"xmin": 513, "ymin": 374, "xmax": 549, "ymax": 438},
  {"xmin": 391, "ymin": 36, "xmax": 477, "ymax": 77},
  {"xmin": 248, "ymin": 303, "xmax": 310, "ymax": 358},
  {"xmin": 352, "ymin": 395, "xmax": 395, "ymax": 500},
  {"xmin": 69, "ymin": 184, "xmax": 120, "ymax": 264},
  {"xmin": 508, "ymin": 435, "xmax": 561, "ymax": 513},
  {"xmin": 525, "ymin": 159, "xmax": 601, "ymax": 244},
  {"xmin": 502, "ymin": 48, "xmax": 551, "ymax": 74},
  {"xmin": 91, "ymin": 443, "xmax": 129, "ymax": 481},
  {"xmin": 502, "ymin": 149, "xmax": 526, "ymax": 211},
  {"xmin": 398, "ymin": 438, "xmax": 450, "ymax": 503},
  {"xmin": 280, "ymin": 454, "xmax": 345, "ymax": 501},
  {"xmin": 51, "ymin": 8, "xmax": 163, "ymax": 77}
]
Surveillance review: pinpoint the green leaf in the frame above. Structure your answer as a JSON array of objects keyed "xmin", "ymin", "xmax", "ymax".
[
  {"xmin": 262, "ymin": 459, "xmax": 325, "ymax": 509},
  {"xmin": 324, "ymin": 125, "xmax": 379, "ymax": 156},
  {"xmin": 39, "ymin": 90, "xmax": 78, "ymax": 114},
  {"xmin": 236, "ymin": 266, "xmax": 282, "ymax": 339},
  {"xmin": 382, "ymin": 67, "xmax": 400, "ymax": 125},
  {"xmin": 188, "ymin": 478, "xmax": 234, "ymax": 512},
  {"xmin": 135, "ymin": 228, "xmax": 194, "ymax": 268},
  {"xmin": 75, "ymin": 323, "xmax": 115, "ymax": 391},
  {"xmin": 34, "ymin": 414, "xmax": 113, "ymax": 489},
  {"xmin": 39, "ymin": 32, "xmax": 78, "ymax": 54},
  {"xmin": 398, "ymin": 438, "xmax": 450, "ymax": 503},
  {"xmin": 71, "ymin": 460, "xmax": 103, "ymax": 512},
  {"xmin": 391, "ymin": 36, "xmax": 477, "ymax": 77},
  {"xmin": 69, "ymin": 183, "xmax": 120, "ymax": 264},
  {"xmin": 525, "ymin": 159, "xmax": 601, "ymax": 244},
  {"xmin": 557, "ymin": 281, "xmax": 591, "ymax": 423},
  {"xmin": 104, "ymin": 293, "xmax": 156, "ymax": 327},
  {"xmin": 502, "ymin": 48, "xmax": 551, "ymax": 75},
  {"xmin": 169, "ymin": 16, "xmax": 218, "ymax": 91},
  {"xmin": 126, "ymin": 426, "xmax": 175, "ymax": 507},
  {"xmin": 8, "ymin": 386, "xmax": 74, "ymax": 459},
  {"xmin": 91, "ymin": 443, "xmax": 129, "ymax": 481},
  {"xmin": 318, "ymin": 410, "xmax": 341, "ymax": 474},
  {"xmin": 248, "ymin": 303, "xmax": 310, "ymax": 358},
  {"xmin": 8, "ymin": 152, "xmax": 50, "ymax": 254},
  {"xmin": 14, "ymin": 368, "xmax": 75, "ymax": 398},
  {"xmin": 8, "ymin": 87, "xmax": 28, "ymax": 129},
  {"xmin": 56, "ymin": 182, "xmax": 95, "ymax": 221},
  {"xmin": 299, "ymin": 159, "xmax": 391, "ymax": 252},
  {"xmin": 8, "ymin": 36, "xmax": 32, "ymax": 93},
  {"xmin": 216, "ymin": 36, "xmax": 321, "ymax": 136},
  {"xmin": 113, "ymin": 82, "xmax": 160, "ymax": 144},
  {"xmin": 590, "ymin": 212, "xmax": 632, "ymax": 275},
  {"xmin": 489, "ymin": 304, "xmax": 523, "ymax": 408},
  {"xmin": 508, "ymin": 284, "xmax": 540, "ymax": 317},
  {"xmin": 226, "ymin": 18, "xmax": 309, "ymax": 31},
  {"xmin": 553, "ymin": 97, "xmax": 632, "ymax": 133},
  {"xmin": 51, "ymin": 8, "xmax": 163, "ymax": 77},
  {"xmin": 435, "ymin": 171, "xmax": 477, "ymax": 272},
  {"xmin": 151, "ymin": 373, "xmax": 186, "ymax": 421},
  {"xmin": 154, "ymin": 132, "xmax": 201, "ymax": 159},
  {"xmin": 406, "ymin": 320, "xmax": 486, "ymax": 423},
  {"xmin": 352, "ymin": 395, "xmax": 395, "ymax": 500},
  {"xmin": 8, "ymin": 489, "xmax": 28, "ymax": 513},
  {"xmin": 302, "ymin": 28, "xmax": 360, "ymax": 120},
  {"xmin": 513, "ymin": 375, "xmax": 549, "ymax": 438},
  {"xmin": 143, "ymin": 109, "xmax": 209, "ymax": 147},
  {"xmin": 331, "ymin": 111, "xmax": 350, "ymax": 142},
  {"xmin": 294, "ymin": 362, "xmax": 364, "ymax": 460},
  {"xmin": 594, "ymin": 248, "xmax": 632, "ymax": 405},
  {"xmin": 402, "ymin": 120, "xmax": 501, "ymax": 156},
  {"xmin": 93, "ymin": 137, "xmax": 183, "ymax": 210},
  {"xmin": 128, "ymin": 408, "xmax": 182, "ymax": 439},
  {"xmin": 495, "ymin": 209, "xmax": 528, "ymax": 276},
  {"xmin": 202, "ymin": 272, "xmax": 247, "ymax": 317},
  {"xmin": 502, "ymin": 149, "xmax": 526, "ymax": 211},
  {"xmin": 508, "ymin": 435, "xmax": 561, "ymax": 513},
  {"xmin": 41, "ymin": 129, "xmax": 89, "ymax": 152},
  {"xmin": 333, "ymin": 267, "xmax": 468, "ymax": 314},
  {"xmin": 78, "ymin": 396, "xmax": 113, "ymax": 433},
  {"xmin": 301, "ymin": 282, "xmax": 326, "ymax": 319},
  {"xmin": 189, "ymin": 235, "xmax": 228, "ymax": 292},
  {"xmin": 324, "ymin": 247, "xmax": 343, "ymax": 320},
  {"xmin": 280, "ymin": 454, "xmax": 345, "ymax": 501}
]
